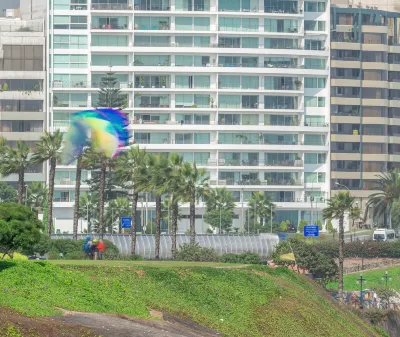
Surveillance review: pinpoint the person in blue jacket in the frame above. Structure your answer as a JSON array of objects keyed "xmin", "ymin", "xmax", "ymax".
[{"xmin": 83, "ymin": 236, "xmax": 92, "ymax": 258}]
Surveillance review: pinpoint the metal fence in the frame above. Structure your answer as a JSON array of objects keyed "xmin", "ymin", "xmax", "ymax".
[{"xmin": 51, "ymin": 234, "xmax": 279, "ymax": 259}]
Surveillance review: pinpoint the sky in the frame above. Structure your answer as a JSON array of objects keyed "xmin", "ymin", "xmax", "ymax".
[{"xmin": 0, "ymin": 0, "xmax": 20, "ymax": 10}]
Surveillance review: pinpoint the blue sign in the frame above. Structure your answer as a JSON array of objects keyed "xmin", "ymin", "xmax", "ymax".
[
  {"xmin": 121, "ymin": 217, "xmax": 132, "ymax": 229},
  {"xmin": 304, "ymin": 225, "xmax": 319, "ymax": 237}
]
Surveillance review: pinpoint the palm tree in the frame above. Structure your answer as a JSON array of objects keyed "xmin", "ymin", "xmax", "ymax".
[
  {"xmin": 367, "ymin": 169, "xmax": 400, "ymax": 229},
  {"xmin": 106, "ymin": 197, "xmax": 131, "ymax": 233},
  {"xmin": 26, "ymin": 182, "xmax": 48, "ymax": 212},
  {"xmin": 180, "ymin": 162, "xmax": 209, "ymax": 243},
  {"xmin": 323, "ymin": 191, "xmax": 355, "ymax": 305},
  {"xmin": 165, "ymin": 153, "xmax": 185, "ymax": 255},
  {"xmin": 78, "ymin": 194, "xmax": 98, "ymax": 233},
  {"xmin": 143, "ymin": 154, "xmax": 171, "ymax": 259},
  {"xmin": 204, "ymin": 188, "xmax": 235, "ymax": 233},
  {"xmin": 32, "ymin": 130, "xmax": 63, "ymax": 234},
  {"xmin": 115, "ymin": 146, "xmax": 147, "ymax": 254},
  {"xmin": 248, "ymin": 192, "xmax": 275, "ymax": 230},
  {"xmin": 0, "ymin": 140, "xmax": 32, "ymax": 204},
  {"xmin": 71, "ymin": 148, "xmax": 91, "ymax": 240}
]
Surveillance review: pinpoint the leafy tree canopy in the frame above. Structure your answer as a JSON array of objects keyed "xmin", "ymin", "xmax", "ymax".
[
  {"xmin": 0, "ymin": 203, "xmax": 43, "ymax": 258},
  {"xmin": 0, "ymin": 182, "xmax": 17, "ymax": 203},
  {"xmin": 204, "ymin": 209, "xmax": 233, "ymax": 232}
]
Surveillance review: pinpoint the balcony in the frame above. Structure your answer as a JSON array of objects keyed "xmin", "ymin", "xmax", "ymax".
[
  {"xmin": 53, "ymin": 81, "xmax": 133, "ymax": 89},
  {"xmin": 91, "ymin": 3, "xmax": 133, "ymax": 10},
  {"xmin": 133, "ymin": 4, "xmax": 170, "ymax": 10}
]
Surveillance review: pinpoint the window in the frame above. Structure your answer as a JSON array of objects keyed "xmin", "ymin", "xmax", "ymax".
[
  {"xmin": 304, "ymin": 20, "xmax": 325, "ymax": 31},
  {"xmin": 305, "ymin": 96, "xmax": 325, "ymax": 107},
  {"xmin": 54, "ymin": 15, "xmax": 87, "ymax": 29},
  {"xmin": 304, "ymin": 77, "xmax": 326, "ymax": 88},
  {"xmin": 305, "ymin": 172, "xmax": 325, "ymax": 183},
  {"xmin": 54, "ymin": 54, "xmax": 87, "ymax": 68},
  {"xmin": 305, "ymin": 153, "xmax": 325, "ymax": 164},
  {"xmin": 0, "ymin": 120, "xmax": 43, "ymax": 132},
  {"xmin": 91, "ymin": 55, "xmax": 127, "ymax": 66},
  {"xmin": 0, "ymin": 100, "xmax": 43, "ymax": 112},
  {"xmin": 92, "ymin": 35, "xmax": 128, "ymax": 46},
  {"xmin": 0, "ymin": 79, "xmax": 43, "ymax": 91},
  {"xmin": 304, "ymin": 1, "xmax": 326, "ymax": 12},
  {"xmin": 54, "ymin": 35, "xmax": 87, "ymax": 49},
  {"xmin": 1, "ymin": 45, "xmax": 43, "ymax": 71},
  {"xmin": 305, "ymin": 58, "xmax": 325, "ymax": 69}
]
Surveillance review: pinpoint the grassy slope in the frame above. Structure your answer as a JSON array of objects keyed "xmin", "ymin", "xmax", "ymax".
[
  {"xmin": 327, "ymin": 266, "xmax": 400, "ymax": 291},
  {"xmin": 0, "ymin": 261, "xmax": 381, "ymax": 337}
]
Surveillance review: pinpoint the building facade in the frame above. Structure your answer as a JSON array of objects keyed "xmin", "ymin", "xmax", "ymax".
[
  {"xmin": 48, "ymin": 0, "xmax": 330, "ymax": 233},
  {"xmin": 330, "ymin": 5, "xmax": 400, "ymax": 226},
  {"xmin": 0, "ymin": 14, "xmax": 47, "ymax": 187}
]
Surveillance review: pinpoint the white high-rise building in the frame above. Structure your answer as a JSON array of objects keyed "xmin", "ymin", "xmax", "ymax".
[{"xmin": 48, "ymin": 0, "xmax": 330, "ymax": 234}]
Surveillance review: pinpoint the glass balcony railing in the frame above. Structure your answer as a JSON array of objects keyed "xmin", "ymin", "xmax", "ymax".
[
  {"xmin": 133, "ymin": 4, "xmax": 171, "ymax": 10},
  {"xmin": 91, "ymin": 3, "xmax": 133, "ymax": 10}
]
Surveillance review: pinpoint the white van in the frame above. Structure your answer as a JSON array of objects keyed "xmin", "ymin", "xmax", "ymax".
[{"xmin": 373, "ymin": 228, "xmax": 396, "ymax": 242}]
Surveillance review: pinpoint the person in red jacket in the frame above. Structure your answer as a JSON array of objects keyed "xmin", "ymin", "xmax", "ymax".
[{"xmin": 97, "ymin": 240, "xmax": 105, "ymax": 260}]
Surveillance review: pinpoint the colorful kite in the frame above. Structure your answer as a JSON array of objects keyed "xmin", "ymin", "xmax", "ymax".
[{"xmin": 62, "ymin": 108, "xmax": 130, "ymax": 164}]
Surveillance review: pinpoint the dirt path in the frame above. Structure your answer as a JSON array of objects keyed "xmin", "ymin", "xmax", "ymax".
[{"xmin": 54, "ymin": 310, "xmax": 220, "ymax": 337}]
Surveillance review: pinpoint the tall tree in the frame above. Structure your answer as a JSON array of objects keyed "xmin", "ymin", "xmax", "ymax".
[
  {"xmin": 204, "ymin": 188, "xmax": 235, "ymax": 233},
  {"xmin": 0, "ymin": 140, "xmax": 32, "ymax": 204},
  {"xmin": 144, "ymin": 154, "xmax": 171, "ymax": 260},
  {"xmin": 248, "ymin": 192, "xmax": 275, "ymax": 231},
  {"xmin": 96, "ymin": 71, "xmax": 126, "ymax": 109},
  {"xmin": 115, "ymin": 146, "xmax": 147, "ymax": 254},
  {"xmin": 323, "ymin": 191, "xmax": 355, "ymax": 305},
  {"xmin": 32, "ymin": 130, "xmax": 63, "ymax": 235},
  {"xmin": 180, "ymin": 162, "xmax": 209, "ymax": 243},
  {"xmin": 165, "ymin": 153, "xmax": 185, "ymax": 255},
  {"xmin": 367, "ymin": 169, "xmax": 400, "ymax": 229}
]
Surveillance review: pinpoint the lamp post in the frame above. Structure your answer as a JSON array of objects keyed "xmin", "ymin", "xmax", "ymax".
[
  {"xmin": 356, "ymin": 274, "xmax": 367, "ymax": 309},
  {"xmin": 334, "ymin": 181, "xmax": 349, "ymax": 191},
  {"xmin": 382, "ymin": 271, "xmax": 392, "ymax": 288},
  {"xmin": 361, "ymin": 241, "xmax": 364, "ymax": 270},
  {"xmin": 24, "ymin": 184, "xmax": 28, "ymax": 206}
]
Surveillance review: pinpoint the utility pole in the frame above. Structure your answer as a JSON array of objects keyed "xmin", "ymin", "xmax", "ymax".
[{"xmin": 357, "ymin": 274, "xmax": 367, "ymax": 309}]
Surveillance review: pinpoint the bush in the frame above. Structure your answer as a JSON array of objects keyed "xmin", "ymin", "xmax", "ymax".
[
  {"xmin": 103, "ymin": 252, "xmax": 143, "ymax": 261},
  {"xmin": 174, "ymin": 242, "xmax": 219, "ymax": 262},
  {"xmin": 220, "ymin": 252, "xmax": 263, "ymax": 264}
]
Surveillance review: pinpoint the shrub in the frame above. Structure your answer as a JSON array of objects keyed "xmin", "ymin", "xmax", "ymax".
[
  {"xmin": 220, "ymin": 252, "xmax": 263, "ymax": 264},
  {"xmin": 174, "ymin": 242, "xmax": 219, "ymax": 262}
]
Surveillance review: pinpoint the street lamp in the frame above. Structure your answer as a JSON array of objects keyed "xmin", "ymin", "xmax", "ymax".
[
  {"xmin": 356, "ymin": 274, "xmax": 367, "ymax": 309},
  {"xmin": 24, "ymin": 184, "xmax": 28, "ymax": 206},
  {"xmin": 382, "ymin": 271, "xmax": 392, "ymax": 288},
  {"xmin": 334, "ymin": 181, "xmax": 349, "ymax": 191}
]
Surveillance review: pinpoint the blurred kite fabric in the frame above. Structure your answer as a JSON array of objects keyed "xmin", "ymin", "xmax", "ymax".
[{"xmin": 62, "ymin": 108, "xmax": 130, "ymax": 164}]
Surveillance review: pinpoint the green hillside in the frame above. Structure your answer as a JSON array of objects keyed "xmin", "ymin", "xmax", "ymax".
[{"xmin": 0, "ymin": 261, "xmax": 383, "ymax": 337}]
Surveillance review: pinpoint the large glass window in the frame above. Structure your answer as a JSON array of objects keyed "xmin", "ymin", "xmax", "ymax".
[
  {"xmin": 135, "ymin": 35, "xmax": 170, "ymax": 46},
  {"xmin": 54, "ymin": 54, "xmax": 87, "ymax": 68},
  {"xmin": 135, "ymin": 16, "xmax": 170, "ymax": 30},
  {"xmin": 91, "ymin": 55, "xmax": 127, "ymax": 66},
  {"xmin": 304, "ymin": 1, "xmax": 326, "ymax": 12},
  {"xmin": 264, "ymin": 19, "xmax": 298, "ymax": 32},
  {"xmin": 54, "ymin": 15, "xmax": 87, "ymax": 29},
  {"xmin": 264, "ymin": 38, "xmax": 299, "ymax": 49},
  {"xmin": 175, "ymin": 0, "xmax": 210, "ymax": 10},
  {"xmin": 1, "ymin": 45, "xmax": 43, "ymax": 71},
  {"xmin": 264, "ymin": 77, "xmax": 297, "ymax": 90},
  {"xmin": 135, "ymin": 55, "xmax": 170, "ymax": 66},
  {"xmin": 0, "ymin": 79, "xmax": 43, "ymax": 91},
  {"xmin": 305, "ymin": 58, "xmax": 326, "ymax": 69},
  {"xmin": 0, "ymin": 100, "xmax": 43, "ymax": 112},
  {"xmin": 92, "ymin": 35, "xmax": 128, "ymax": 46},
  {"xmin": 134, "ymin": 0, "xmax": 170, "ymax": 10},
  {"xmin": 54, "ymin": 35, "xmax": 87, "ymax": 49},
  {"xmin": 304, "ymin": 77, "xmax": 326, "ymax": 88},
  {"xmin": 264, "ymin": 96, "xmax": 298, "ymax": 109},
  {"xmin": 264, "ymin": 0, "xmax": 298, "ymax": 13},
  {"xmin": 0, "ymin": 120, "xmax": 43, "ymax": 132}
]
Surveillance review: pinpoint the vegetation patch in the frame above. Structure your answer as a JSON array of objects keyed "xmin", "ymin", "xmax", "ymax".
[{"xmin": 0, "ymin": 261, "xmax": 383, "ymax": 337}]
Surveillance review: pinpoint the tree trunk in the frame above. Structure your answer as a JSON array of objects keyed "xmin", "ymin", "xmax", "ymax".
[
  {"xmin": 155, "ymin": 195, "xmax": 161, "ymax": 260},
  {"xmin": 130, "ymin": 191, "xmax": 138, "ymax": 255},
  {"xmin": 171, "ymin": 200, "xmax": 178, "ymax": 257},
  {"xmin": 190, "ymin": 195, "xmax": 196, "ymax": 244},
  {"xmin": 18, "ymin": 170, "xmax": 24, "ymax": 205},
  {"xmin": 47, "ymin": 158, "xmax": 56, "ymax": 235},
  {"xmin": 338, "ymin": 215, "xmax": 345, "ymax": 305},
  {"xmin": 73, "ymin": 157, "xmax": 82, "ymax": 240},
  {"xmin": 99, "ymin": 160, "xmax": 106, "ymax": 239}
]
